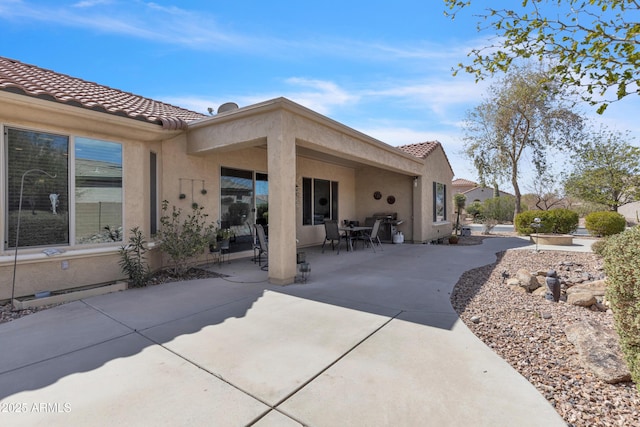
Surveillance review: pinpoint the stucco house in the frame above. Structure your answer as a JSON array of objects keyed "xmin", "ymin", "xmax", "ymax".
[
  {"xmin": 452, "ymin": 179, "xmax": 512, "ymax": 205},
  {"xmin": 0, "ymin": 56, "xmax": 453, "ymax": 299}
]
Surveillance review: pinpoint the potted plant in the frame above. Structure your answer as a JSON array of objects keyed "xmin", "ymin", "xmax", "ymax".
[{"xmin": 449, "ymin": 234, "xmax": 459, "ymax": 244}]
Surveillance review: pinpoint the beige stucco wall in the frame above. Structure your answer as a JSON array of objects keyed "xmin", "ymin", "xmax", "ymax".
[
  {"xmin": 295, "ymin": 156, "xmax": 356, "ymax": 247},
  {"xmin": 355, "ymin": 168, "xmax": 414, "ymax": 239},
  {"xmin": 0, "ymin": 92, "xmax": 173, "ymax": 300},
  {"xmin": 418, "ymin": 146, "xmax": 455, "ymax": 242}
]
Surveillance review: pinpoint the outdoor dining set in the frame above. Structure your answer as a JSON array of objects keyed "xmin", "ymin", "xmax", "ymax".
[{"xmin": 321, "ymin": 219, "xmax": 383, "ymax": 254}]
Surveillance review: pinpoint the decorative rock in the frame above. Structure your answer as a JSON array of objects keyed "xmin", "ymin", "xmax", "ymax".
[
  {"xmin": 532, "ymin": 287, "xmax": 547, "ymax": 297},
  {"xmin": 509, "ymin": 285, "xmax": 528, "ymax": 294},
  {"xmin": 564, "ymin": 320, "xmax": 632, "ymax": 384},
  {"xmin": 515, "ymin": 268, "xmax": 540, "ymax": 292},
  {"xmin": 506, "ymin": 278, "xmax": 520, "ymax": 287},
  {"xmin": 567, "ymin": 292, "xmax": 597, "ymax": 307},
  {"xmin": 470, "ymin": 316, "xmax": 481, "ymax": 324},
  {"xmin": 566, "ymin": 279, "xmax": 607, "ymax": 297}
]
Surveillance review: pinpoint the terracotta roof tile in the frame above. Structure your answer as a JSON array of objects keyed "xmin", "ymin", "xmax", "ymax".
[
  {"xmin": 397, "ymin": 141, "xmax": 454, "ymax": 174},
  {"xmin": 397, "ymin": 141, "xmax": 440, "ymax": 159},
  {"xmin": 0, "ymin": 56, "xmax": 208, "ymax": 130},
  {"xmin": 452, "ymin": 178, "xmax": 477, "ymax": 187}
]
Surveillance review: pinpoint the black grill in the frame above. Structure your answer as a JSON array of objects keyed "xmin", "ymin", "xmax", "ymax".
[{"xmin": 365, "ymin": 212, "xmax": 404, "ymax": 243}]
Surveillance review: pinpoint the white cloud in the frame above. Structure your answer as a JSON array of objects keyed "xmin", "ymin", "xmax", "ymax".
[{"xmin": 73, "ymin": 0, "xmax": 113, "ymax": 8}]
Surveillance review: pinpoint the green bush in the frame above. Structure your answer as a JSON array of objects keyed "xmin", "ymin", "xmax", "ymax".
[
  {"xmin": 590, "ymin": 238, "xmax": 609, "ymax": 257},
  {"xmin": 514, "ymin": 209, "xmax": 578, "ymax": 235},
  {"xmin": 602, "ymin": 227, "xmax": 640, "ymax": 392},
  {"xmin": 466, "ymin": 201, "xmax": 483, "ymax": 221},
  {"xmin": 585, "ymin": 211, "xmax": 626, "ymax": 236},
  {"xmin": 158, "ymin": 201, "xmax": 216, "ymax": 277},
  {"xmin": 119, "ymin": 226, "xmax": 150, "ymax": 288},
  {"xmin": 483, "ymin": 196, "xmax": 516, "ymax": 223}
]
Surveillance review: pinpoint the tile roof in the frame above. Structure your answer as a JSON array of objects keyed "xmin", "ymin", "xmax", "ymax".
[
  {"xmin": 0, "ymin": 56, "xmax": 208, "ymax": 130},
  {"xmin": 452, "ymin": 178, "xmax": 477, "ymax": 187},
  {"xmin": 397, "ymin": 141, "xmax": 440, "ymax": 159},
  {"xmin": 397, "ymin": 141, "xmax": 454, "ymax": 174}
]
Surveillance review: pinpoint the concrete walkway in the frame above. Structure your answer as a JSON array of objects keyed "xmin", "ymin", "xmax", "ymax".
[{"xmin": 0, "ymin": 237, "xmax": 570, "ymax": 426}]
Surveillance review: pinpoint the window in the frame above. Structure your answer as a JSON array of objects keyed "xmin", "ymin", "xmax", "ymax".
[
  {"xmin": 433, "ymin": 182, "xmax": 446, "ymax": 222},
  {"xmin": 302, "ymin": 177, "xmax": 338, "ymax": 225},
  {"xmin": 75, "ymin": 137, "xmax": 123, "ymax": 244},
  {"xmin": 5, "ymin": 127, "xmax": 122, "ymax": 249},
  {"xmin": 150, "ymin": 152, "xmax": 158, "ymax": 236}
]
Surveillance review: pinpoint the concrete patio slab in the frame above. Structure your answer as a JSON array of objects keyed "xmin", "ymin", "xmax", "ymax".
[
  {"xmin": 0, "ymin": 333, "xmax": 270, "ymax": 426},
  {"xmin": 0, "ymin": 300, "xmax": 132, "ymax": 374},
  {"xmin": 143, "ymin": 290, "xmax": 396, "ymax": 406},
  {"xmin": 84, "ymin": 275, "xmax": 267, "ymax": 331},
  {"xmin": 278, "ymin": 310, "xmax": 566, "ymax": 427},
  {"xmin": 0, "ymin": 237, "xmax": 580, "ymax": 426}
]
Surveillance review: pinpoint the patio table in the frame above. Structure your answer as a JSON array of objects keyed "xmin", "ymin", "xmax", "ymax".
[{"xmin": 339, "ymin": 226, "xmax": 372, "ymax": 251}]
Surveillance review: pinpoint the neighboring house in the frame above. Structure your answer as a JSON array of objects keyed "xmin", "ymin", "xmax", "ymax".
[
  {"xmin": 451, "ymin": 178, "xmax": 477, "ymax": 195},
  {"xmin": 0, "ymin": 56, "xmax": 453, "ymax": 298},
  {"xmin": 452, "ymin": 179, "xmax": 512, "ymax": 205}
]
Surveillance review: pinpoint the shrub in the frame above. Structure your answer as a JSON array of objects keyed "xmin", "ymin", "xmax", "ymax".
[
  {"xmin": 590, "ymin": 238, "xmax": 609, "ymax": 257},
  {"xmin": 546, "ymin": 209, "xmax": 579, "ymax": 234},
  {"xmin": 514, "ymin": 209, "xmax": 578, "ymax": 235},
  {"xmin": 158, "ymin": 201, "xmax": 216, "ymax": 277},
  {"xmin": 466, "ymin": 201, "xmax": 483, "ymax": 221},
  {"xmin": 119, "ymin": 226, "xmax": 149, "ymax": 288},
  {"xmin": 585, "ymin": 211, "xmax": 626, "ymax": 236},
  {"xmin": 483, "ymin": 196, "xmax": 516, "ymax": 223},
  {"xmin": 602, "ymin": 227, "xmax": 640, "ymax": 392}
]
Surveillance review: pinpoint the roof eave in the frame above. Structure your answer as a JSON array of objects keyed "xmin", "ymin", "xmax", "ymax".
[{"xmin": 0, "ymin": 90, "xmax": 183, "ymax": 142}]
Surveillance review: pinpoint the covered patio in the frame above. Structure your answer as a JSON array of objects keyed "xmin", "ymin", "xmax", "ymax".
[{"xmin": 184, "ymin": 98, "xmax": 442, "ymax": 285}]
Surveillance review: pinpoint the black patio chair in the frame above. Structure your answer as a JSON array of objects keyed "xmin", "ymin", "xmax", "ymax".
[
  {"xmin": 359, "ymin": 218, "xmax": 383, "ymax": 252},
  {"xmin": 322, "ymin": 220, "xmax": 348, "ymax": 254},
  {"xmin": 255, "ymin": 223, "xmax": 268, "ymax": 271}
]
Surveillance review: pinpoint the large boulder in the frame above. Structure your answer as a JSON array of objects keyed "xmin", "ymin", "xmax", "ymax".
[{"xmin": 564, "ymin": 320, "xmax": 631, "ymax": 384}]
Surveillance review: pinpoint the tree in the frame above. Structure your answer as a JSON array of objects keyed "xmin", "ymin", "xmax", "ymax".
[
  {"xmin": 564, "ymin": 129, "xmax": 640, "ymax": 211},
  {"xmin": 444, "ymin": 0, "xmax": 640, "ymax": 113},
  {"xmin": 453, "ymin": 193, "xmax": 466, "ymax": 235},
  {"xmin": 462, "ymin": 65, "xmax": 583, "ymax": 220},
  {"xmin": 524, "ymin": 175, "xmax": 567, "ymax": 210}
]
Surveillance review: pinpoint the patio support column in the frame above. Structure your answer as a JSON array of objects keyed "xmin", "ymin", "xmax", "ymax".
[{"xmin": 266, "ymin": 112, "xmax": 297, "ymax": 285}]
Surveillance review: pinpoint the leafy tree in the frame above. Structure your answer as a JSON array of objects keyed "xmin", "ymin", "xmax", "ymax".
[
  {"xmin": 564, "ymin": 129, "xmax": 640, "ymax": 211},
  {"xmin": 462, "ymin": 65, "xmax": 583, "ymax": 220},
  {"xmin": 444, "ymin": 0, "xmax": 640, "ymax": 113}
]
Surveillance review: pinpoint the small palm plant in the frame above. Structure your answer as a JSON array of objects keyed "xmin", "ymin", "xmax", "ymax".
[{"xmin": 453, "ymin": 193, "xmax": 466, "ymax": 236}]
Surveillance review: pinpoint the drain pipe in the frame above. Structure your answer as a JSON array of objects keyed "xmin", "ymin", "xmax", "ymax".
[{"xmin": 11, "ymin": 169, "xmax": 57, "ymax": 311}]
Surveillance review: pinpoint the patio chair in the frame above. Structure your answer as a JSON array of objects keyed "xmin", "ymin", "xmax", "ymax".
[
  {"xmin": 322, "ymin": 220, "xmax": 347, "ymax": 254},
  {"xmin": 255, "ymin": 223, "xmax": 268, "ymax": 271},
  {"xmin": 360, "ymin": 218, "xmax": 383, "ymax": 252}
]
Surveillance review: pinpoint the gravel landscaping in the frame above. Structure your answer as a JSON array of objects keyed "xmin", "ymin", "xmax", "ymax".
[{"xmin": 451, "ymin": 241, "xmax": 639, "ymax": 427}]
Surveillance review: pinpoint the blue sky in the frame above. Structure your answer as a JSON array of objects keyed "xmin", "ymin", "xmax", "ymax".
[{"xmin": 1, "ymin": 0, "xmax": 638, "ymax": 191}]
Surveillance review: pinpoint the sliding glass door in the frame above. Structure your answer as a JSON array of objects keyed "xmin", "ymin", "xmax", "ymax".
[{"xmin": 220, "ymin": 167, "xmax": 268, "ymax": 252}]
